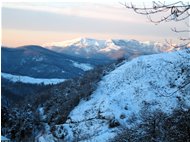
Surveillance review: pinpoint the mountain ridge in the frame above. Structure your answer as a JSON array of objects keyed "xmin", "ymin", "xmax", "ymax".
[{"xmin": 43, "ymin": 37, "xmax": 176, "ymax": 60}]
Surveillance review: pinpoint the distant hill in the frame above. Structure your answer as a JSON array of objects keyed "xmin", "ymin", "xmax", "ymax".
[{"xmin": 1, "ymin": 45, "xmax": 109, "ymax": 79}]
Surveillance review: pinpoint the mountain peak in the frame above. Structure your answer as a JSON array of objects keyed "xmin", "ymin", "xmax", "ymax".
[
  {"xmin": 75, "ymin": 37, "xmax": 95, "ymax": 41},
  {"xmin": 43, "ymin": 37, "xmax": 106, "ymax": 48}
]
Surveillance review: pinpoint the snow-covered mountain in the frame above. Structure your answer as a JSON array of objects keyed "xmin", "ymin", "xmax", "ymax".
[
  {"xmin": 43, "ymin": 37, "xmax": 175, "ymax": 59},
  {"xmin": 51, "ymin": 49, "xmax": 190, "ymax": 141}
]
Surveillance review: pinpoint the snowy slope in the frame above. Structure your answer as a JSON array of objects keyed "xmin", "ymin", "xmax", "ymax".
[
  {"xmin": 54, "ymin": 49, "xmax": 190, "ymax": 141},
  {"xmin": 43, "ymin": 38, "xmax": 176, "ymax": 59},
  {"xmin": 1, "ymin": 73, "xmax": 66, "ymax": 85}
]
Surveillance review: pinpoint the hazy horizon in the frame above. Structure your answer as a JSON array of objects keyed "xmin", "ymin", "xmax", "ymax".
[{"xmin": 2, "ymin": 1, "xmax": 188, "ymax": 47}]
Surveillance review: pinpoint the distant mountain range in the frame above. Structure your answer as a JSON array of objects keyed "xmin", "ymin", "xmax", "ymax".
[
  {"xmin": 2, "ymin": 38, "xmax": 185, "ymax": 82},
  {"xmin": 1, "ymin": 45, "xmax": 106, "ymax": 80},
  {"xmin": 43, "ymin": 37, "xmax": 175, "ymax": 60}
]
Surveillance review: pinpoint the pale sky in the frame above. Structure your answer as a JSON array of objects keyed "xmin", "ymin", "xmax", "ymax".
[{"xmin": 1, "ymin": 1, "xmax": 189, "ymax": 47}]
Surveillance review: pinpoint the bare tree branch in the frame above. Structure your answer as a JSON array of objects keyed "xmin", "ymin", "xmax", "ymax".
[
  {"xmin": 171, "ymin": 27, "xmax": 190, "ymax": 33},
  {"xmin": 121, "ymin": 1, "xmax": 190, "ymax": 23},
  {"xmin": 121, "ymin": 1, "xmax": 190, "ymax": 47}
]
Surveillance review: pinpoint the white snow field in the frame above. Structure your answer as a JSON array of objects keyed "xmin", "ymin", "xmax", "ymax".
[{"xmin": 1, "ymin": 73, "xmax": 66, "ymax": 85}]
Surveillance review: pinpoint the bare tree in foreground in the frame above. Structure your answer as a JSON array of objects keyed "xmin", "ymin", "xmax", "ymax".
[{"xmin": 121, "ymin": 1, "xmax": 190, "ymax": 47}]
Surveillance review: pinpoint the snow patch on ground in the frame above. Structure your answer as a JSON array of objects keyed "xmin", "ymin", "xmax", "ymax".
[
  {"xmin": 71, "ymin": 61, "xmax": 93, "ymax": 71},
  {"xmin": 36, "ymin": 107, "xmax": 56, "ymax": 142},
  {"xmin": 1, "ymin": 73, "xmax": 65, "ymax": 85}
]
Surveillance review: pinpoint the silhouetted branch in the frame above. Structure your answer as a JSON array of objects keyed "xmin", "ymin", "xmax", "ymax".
[
  {"xmin": 165, "ymin": 39, "xmax": 189, "ymax": 48},
  {"xmin": 121, "ymin": 1, "xmax": 190, "ymax": 47},
  {"xmin": 121, "ymin": 1, "xmax": 190, "ymax": 23},
  {"xmin": 171, "ymin": 27, "xmax": 190, "ymax": 33}
]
